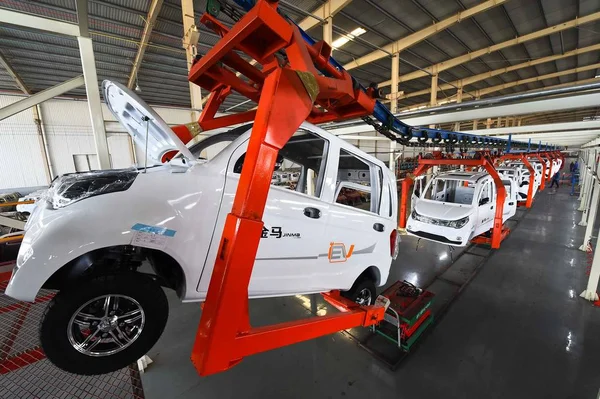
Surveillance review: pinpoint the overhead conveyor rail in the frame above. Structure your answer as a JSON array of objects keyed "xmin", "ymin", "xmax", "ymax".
[{"xmin": 172, "ymin": 0, "xmax": 565, "ymax": 376}]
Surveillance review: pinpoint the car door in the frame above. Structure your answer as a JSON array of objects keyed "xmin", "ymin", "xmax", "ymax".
[
  {"xmin": 197, "ymin": 129, "xmax": 332, "ymax": 297},
  {"xmin": 410, "ymin": 175, "xmax": 426, "ymax": 212},
  {"xmin": 474, "ymin": 179, "xmax": 495, "ymax": 236},
  {"xmin": 321, "ymin": 146, "xmax": 394, "ymax": 291},
  {"xmin": 502, "ymin": 179, "xmax": 517, "ymax": 221}
]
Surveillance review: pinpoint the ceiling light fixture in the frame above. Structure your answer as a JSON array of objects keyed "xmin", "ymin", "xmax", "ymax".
[{"xmin": 331, "ymin": 27, "xmax": 367, "ymax": 49}]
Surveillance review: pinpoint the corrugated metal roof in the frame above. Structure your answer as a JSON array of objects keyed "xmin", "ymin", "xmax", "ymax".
[{"xmin": 0, "ymin": 0, "xmax": 598, "ymax": 123}]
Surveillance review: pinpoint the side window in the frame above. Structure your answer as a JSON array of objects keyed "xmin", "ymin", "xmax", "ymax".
[
  {"xmin": 335, "ymin": 148, "xmax": 381, "ymax": 214},
  {"xmin": 479, "ymin": 181, "xmax": 491, "ymax": 206},
  {"xmin": 232, "ymin": 130, "xmax": 328, "ymax": 198},
  {"xmin": 423, "ymin": 179, "xmax": 444, "ymax": 200}
]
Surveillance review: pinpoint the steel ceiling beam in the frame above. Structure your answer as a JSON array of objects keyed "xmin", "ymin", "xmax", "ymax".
[
  {"xmin": 0, "ymin": 76, "xmax": 84, "ymax": 121},
  {"xmin": 378, "ymin": 11, "xmax": 600, "ymax": 87},
  {"xmin": 393, "ymin": 43, "xmax": 600, "ymax": 100},
  {"xmin": 298, "ymin": 0, "xmax": 353, "ymax": 31},
  {"xmin": 344, "ymin": 0, "xmax": 507, "ymax": 71},
  {"xmin": 0, "ymin": 51, "xmax": 30, "ymax": 94},
  {"xmin": 398, "ymin": 76, "xmax": 600, "ymax": 111},
  {"xmin": 127, "ymin": 0, "xmax": 164, "ymax": 89},
  {"xmin": 0, "ymin": 8, "xmax": 80, "ymax": 36},
  {"xmin": 470, "ymin": 63, "xmax": 600, "ymax": 98}
]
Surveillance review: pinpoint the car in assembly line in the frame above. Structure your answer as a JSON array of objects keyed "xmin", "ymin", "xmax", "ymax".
[
  {"xmin": 406, "ymin": 170, "xmax": 517, "ymax": 247},
  {"xmin": 4, "ymin": 81, "xmax": 400, "ymax": 376},
  {"xmin": 504, "ymin": 161, "xmax": 541, "ymax": 200},
  {"xmin": 497, "ymin": 165, "xmax": 538, "ymax": 202}
]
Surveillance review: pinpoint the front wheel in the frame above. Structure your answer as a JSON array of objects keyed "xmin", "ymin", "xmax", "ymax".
[
  {"xmin": 40, "ymin": 273, "xmax": 169, "ymax": 375},
  {"xmin": 341, "ymin": 277, "xmax": 376, "ymax": 306}
]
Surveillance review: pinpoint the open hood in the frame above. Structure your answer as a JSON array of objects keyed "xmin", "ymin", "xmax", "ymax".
[{"xmin": 103, "ymin": 80, "xmax": 194, "ymax": 165}]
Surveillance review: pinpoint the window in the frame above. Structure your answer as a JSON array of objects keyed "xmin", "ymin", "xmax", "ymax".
[
  {"xmin": 335, "ymin": 148, "xmax": 381, "ymax": 213},
  {"xmin": 479, "ymin": 181, "xmax": 491, "ymax": 206},
  {"xmin": 423, "ymin": 178, "xmax": 475, "ymax": 205},
  {"xmin": 73, "ymin": 154, "xmax": 98, "ymax": 172},
  {"xmin": 335, "ymin": 184, "xmax": 371, "ymax": 212},
  {"xmin": 423, "ymin": 179, "xmax": 445, "ymax": 201},
  {"xmin": 189, "ymin": 125, "xmax": 249, "ymax": 160},
  {"xmin": 232, "ymin": 129, "xmax": 328, "ymax": 198}
]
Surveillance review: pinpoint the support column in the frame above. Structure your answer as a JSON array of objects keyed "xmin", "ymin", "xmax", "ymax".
[
  {"xmin": 32, "ymin": 105, "xmax": 53, "ymax": 182},
  {"xmin": 429, "ymin": 73, "xmax": 438, "ymax": 128},
  {"xmin": 429, "ymin": 74, "xmax": 438, "ymax": 107},
  {"xmin": 453, "ymin": 84, "xmax": 462, "ymax": 131},
  {"xmin": 182, "ymin": 0, "xmax": 202, "ymax": 120},
  {"xmin": 578, "ymin": 152, "xmax": 587, "ymax": 201},
  {"xmin": 579, "ymin": 152, "xmax": 592, "ymax": 210},
  {"xmin": 78, "ymin": 37, "xmax": 111, "ymax": 169},
  {"xmin": 322, "ymin": 1, "xmax": 333, "ymax": 46},
  {"xmin": 580, "ymin": 174, "xmax": 600, "ymax": 250},
  {"xmin": 389, "ymin": 52, "xmax": 399, "ymax": 171},
  {"xmin": 472, "ymin": 120, "xmax": 478, "ymax": 130},
  {"xmin": 76, "ymin": 0, "xmax": 110, "ymax": 169}
]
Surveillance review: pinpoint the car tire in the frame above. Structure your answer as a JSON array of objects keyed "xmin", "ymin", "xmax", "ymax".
[
  {"xmin": 341, "ymin": 276, "xmax": 376, "ymax": 306},
  {"xmin": 40, "ymin": 273, "xmax": 168, "ymax": 375}
]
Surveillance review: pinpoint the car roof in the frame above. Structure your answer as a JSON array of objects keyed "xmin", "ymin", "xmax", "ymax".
[{"xmin": 435, "ymin": 171, "xmax": 489, "ymax": 182}]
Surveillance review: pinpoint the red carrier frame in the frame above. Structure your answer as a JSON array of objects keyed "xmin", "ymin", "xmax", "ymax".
[
  {"xmin": 398, "ymin": 158, "xmax": 508, "ymax": 249},
  {"xmin": 498, "ymin": 154, "xmax": 536, "ymax": 208},
  {"xmin": 182, "ymin": 0, "xmax": 388, "ymax": 376}
]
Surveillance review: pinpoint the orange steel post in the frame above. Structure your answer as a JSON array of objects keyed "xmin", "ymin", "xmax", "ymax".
[
  {"xmin": 183, "ymin": 0, "xmax": 386, "ymax": 376},
  {"xmin": 399, "ymin": 162, "xmax": 430, "ymax": 229},
  {"xmin": 403, "ymin": 158, "xmax": 507, "ymax": 249},
  {"xmin": 399, "ymin": 177, "xmax": 413, "ymax": 228}
]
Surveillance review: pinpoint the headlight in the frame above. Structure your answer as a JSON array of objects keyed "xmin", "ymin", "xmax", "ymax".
[
  {"xmin": 447, "ymin": 216, "xmax": 469, "ymax": 229},
  {"xmin": 48, "ymin": 168, "xmax": 138, "ymax": 209},
  {"xmin": 412, "ymin": 210, "xmax": 469, "ymax": 229},
  {"xmin": 411, "ymin": 210, "xmax": 423, "ymax": 221}
]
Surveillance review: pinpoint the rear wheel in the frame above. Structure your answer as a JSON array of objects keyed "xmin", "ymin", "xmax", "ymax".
[
  {"xmin": 40, "ymin": 273, "xmax": 168, "ymax": 375},
  {"xmin": 341, "ymin": 277, "xmax": 376, "ymax": 306}
]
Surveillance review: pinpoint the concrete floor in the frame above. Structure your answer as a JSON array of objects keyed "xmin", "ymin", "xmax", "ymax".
[{"xmin": 142, "ymin": 186, "xmax": 600, "ymax": 399}]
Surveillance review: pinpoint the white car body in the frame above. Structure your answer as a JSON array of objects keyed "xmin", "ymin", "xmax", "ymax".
[
  {"xmin": 6, "ymin": 82, "xmax": 398, "ymax": 303},
  {"xmin": 406, "ymin": 171, "xmax": 517, "ymax": 247},
  {"xmin": 505, "ymin": 161, "xmax": 541, "ymax": 199}
]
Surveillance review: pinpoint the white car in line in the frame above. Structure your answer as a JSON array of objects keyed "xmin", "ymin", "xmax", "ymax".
[
  {"xmin": 406, "ymin": 170, "xmax": 517, "ymax": 247},
  {"xmin": 5, "ymin": 81, "xmax": 400, "ymax": 375}
]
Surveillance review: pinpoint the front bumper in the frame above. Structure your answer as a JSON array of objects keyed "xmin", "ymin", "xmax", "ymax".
[{"xmin": 406, "ymin": 218, "xmax": 472, "ymax": 247}]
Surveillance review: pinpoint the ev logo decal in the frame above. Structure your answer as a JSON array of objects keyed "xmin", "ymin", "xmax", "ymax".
[{"xmin": 328, "ymin": 242, "xmax": 355, "ymax": 263}]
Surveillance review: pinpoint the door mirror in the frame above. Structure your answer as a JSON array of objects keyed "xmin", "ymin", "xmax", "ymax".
[{"xmin": 479, "ymin": 197, "xmax": 490, "ymax": 206}]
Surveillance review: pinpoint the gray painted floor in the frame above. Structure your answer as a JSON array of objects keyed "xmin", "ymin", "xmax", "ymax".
[{"xmin": 142, "ymin": 187, "xmax": 600, "ymax": 399}]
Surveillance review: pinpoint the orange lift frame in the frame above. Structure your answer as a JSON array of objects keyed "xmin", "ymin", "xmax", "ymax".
[
  {"xmin": 398, "ymin": 158, "xmax": 509, "ymax": 249},
  {"xmin": 497, "ymin": 153, "xmax": 537, "ymax": 208},
  {"xmin": 182, "ymin": 0, "xmax": 389, "ymax": 376}
]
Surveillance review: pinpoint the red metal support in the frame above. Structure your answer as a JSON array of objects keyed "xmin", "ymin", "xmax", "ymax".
[
  {"xmin": 183, "ymin": 0, "xmax": 386, "ymax": 376},
  {"xmin": 499, "ymin": 154, "xmax": 535, "ymax": 208}
]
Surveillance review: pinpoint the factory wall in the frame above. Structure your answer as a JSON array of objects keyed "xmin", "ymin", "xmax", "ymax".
[
  {"xmin": 0, "ymin": 94, "xmax": 393, "ymax": 191},
  {"xmin": 0, "ymin": 94, "xmax": 199, "ymax": 190}
]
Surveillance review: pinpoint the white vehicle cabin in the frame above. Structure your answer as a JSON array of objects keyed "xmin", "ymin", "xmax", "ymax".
[
  {"xmin": 5, "ymin": 81, "xmax": 400, "ymax": 375},
  {"xmin": 407, "ymin": 171, "xmax": 516, "ymax": 247}
]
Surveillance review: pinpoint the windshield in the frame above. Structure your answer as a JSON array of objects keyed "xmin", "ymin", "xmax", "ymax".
[
  {"xmin": 423, "ymin": 178, "xmax": 475, "ymax": 205},
  {"xmin": 188, "ymin": 124, "xmax": 251, "ymax": 160}
]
